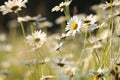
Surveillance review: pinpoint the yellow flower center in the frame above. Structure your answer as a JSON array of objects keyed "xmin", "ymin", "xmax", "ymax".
[
  {"xmin": 34, "ymin": 38, "xmax": 40, "ymax": 43},
  {"xmin": 71, "ymin": 23, "xmax": 78, "ymax": 30},
  {"xmin": 65, "ymin": 67, "xmax": 72, "ymax": 73},
  {"xmin": 83, "ymin": 23, "xmax": 91, "ymax": 27},
  {"xmin": 11, "ymin": 5, "xmax": 19, "ymax": 11},
  {"xmin": 83, "ymin": 20, "xmax": 91, "ymax": 27}
]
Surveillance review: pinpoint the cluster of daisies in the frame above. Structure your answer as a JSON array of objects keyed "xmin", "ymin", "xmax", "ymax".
[{"xmin": 0, "ymin": 0, "xmax": 120, "ymax": 80}]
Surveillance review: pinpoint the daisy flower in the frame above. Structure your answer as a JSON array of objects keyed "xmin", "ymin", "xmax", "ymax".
[
  {"xmin": 81, "ymin": 14, "xmax": 97, "ymax": 31},
  {"xmin": 99, "ymin": 0, "xmax": 120, "ymax": 10},
  {"xmin": 108, "ymin": 10, "xmax": 120, "ymax": 18},
  {"xmin": 0, "ymin": 0, "xmax": 28, "ymax": 15},
  {"xmin": 0, "ymin": 33, "xmax": 7, "ymax": 42},
  {"xmin": 55, "ymin": 16, "xmax": 67, "ymax": 24},
  {"xmin": 40, "ymin": 75, "xmax": 54, "ymax": 80},
  {"xmin": 26, "ymin": 30, "xmax": 47, "ymax": 49},
  {"xmin": 55, "ymin": 42, "xmax": 64, "ymax": 51},
  {"xmin": 65, "ymin": 15, "xmax": 82, "ymax": 36},
  {"xmin": 64, "ymin": 66, "xmax": 77, "ymax": 76},
  {"xmin": 17, "ymin": 15, "xmax": 46, "ymax": 22},
  {"xmin": 85, "ymin": 42, "xmax": 102, "ymax": 53},
  {"xmin": 38, "ymin": 21, "xmax": 53, "ymax": 29},
  {"xmin": 52, "ymin": 0, "xmax": 72, "ymax": 12}
]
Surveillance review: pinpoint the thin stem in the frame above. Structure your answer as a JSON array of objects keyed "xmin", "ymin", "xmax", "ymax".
[
  {"xmin": 94, "ymin": 50, "xmax": 101, "ymax": 64},
  {"xmin": 36, "ymin": 49, "xmax": 54, "ymax": 75},
  {"xmin": 30, "ymin": 23, "xmax": 34, "ymax": 33},
  {"xmin": 17, "ymin": 13, "xmax": 26, "ymax": 39}
]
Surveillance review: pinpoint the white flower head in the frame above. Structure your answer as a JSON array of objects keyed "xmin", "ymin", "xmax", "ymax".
[
  {"xmin": 54, "ymin": 42, "xmax": 64, "ymax": 51},
  {"xmin": 26, "ymin": 30, "xmax": 47, "ymax": 49},
  {"xmin": 99, "ymin": 0, "xmax": 120, "ymax": 10},
  {"xmin": 81, "ymin": 14, "xmax": 97, "ymax": 31},
  {"xmin": 40, "ymin": 75, "xmax": 54, "ymax": 80},
  {"xmin": 55, "ymin": 16, "xmax": 66, "ymax": 24},
  {"xmin": 38, "ymin": 21, "xmax": 53, "ymax": 29},
  {"xmin": 52, "ymin": 0, "xmax": 72, "ymax": 12},
  {"xmin": 0, "ymin": 0, "xmax": 28, "ymax": 15},
  {"xmin": 17, "ymin": 15, "xmax": 46, "ymax": 22},
  {"xmin": 65, "ymin": 15, "xmax": 82, "ymax": 36},
  {"xmin": 64, "ymin": 66, "xmax": 78, "ymax": 76},
  {"xmin": 85, "ymin": 42, "xmax": 102, "ymax": 53},
  {"xmin": 108, "ymin": 10, "xmax": 120, "ymax": 18},
  {"xmin": 0, "ymin": 33, "xmax": 7, "ymax": 42}
]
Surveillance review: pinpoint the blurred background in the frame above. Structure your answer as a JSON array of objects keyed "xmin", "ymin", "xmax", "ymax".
[{"xmin": 0, "ymin": 0, "xmax": 109, "ymax": 33}]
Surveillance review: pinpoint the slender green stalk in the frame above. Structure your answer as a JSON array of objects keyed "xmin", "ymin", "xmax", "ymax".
[
  {"xmin": 64, "ymin": 0, "xmax": 70, "ymax": 21},
  {"xmin": 16, "ymin": 13, "xmax": 26, "ymax": 39},
  {"xmin": 36, "ymin": 49, "xmax": 54, "ymax": 75},
  {"xmin": 30, "ymin": 23, "xmax": 34, "ymax": 33}
]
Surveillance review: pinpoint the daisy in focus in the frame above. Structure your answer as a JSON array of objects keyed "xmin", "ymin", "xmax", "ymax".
[
  {"xmin": 65, "ymin": 15, "xmax": 82, "ymax": 36},
  {"xmin": 26, "ymin": 30, "xmax": 47, "ymax": 50},
  {"xmin": 0, "ymin": 0, "xmax": 28, "ymax": 15},
  {"xmin": 81, "ymin": 14, "xmax": 97, "ymax": 31},
  {"xmin": 52, "ymin": 0, "xmax": 72, "ymax": 12}
]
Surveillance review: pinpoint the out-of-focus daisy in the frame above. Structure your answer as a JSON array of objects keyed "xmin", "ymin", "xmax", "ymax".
[
  {"xmin": 0, "ymin": 44, "xmax": 12, "ymax": 52},
  {"xmin": 89, "ymin": 28, "xmax": 110, "ymax": 43},
  {"xmin": 20, "ymin": 58, "xmax": 49, "ymax": 66},
  {"xmin": 108, "ymin": 10, "xmax": 120, "ymax": 18},
  {"xmin": 81, "ymin": 14, "xmax": 97, "ymax": 31},
  {"xmin": 26, "ymin": 30, "xmax": 47, "ymax": 49},
  {"xmin": 51, "ymin": 58, "xmax": 74, "ymax": 68},
  {"xmin": 55, "ymin": 16, "xmax": 67, "ymax": 24},
  {"xmin": 57, "ymin": 33, "xmax": 67, "ymax": 40},
  {"xmin": 85, "ymin": 42, "xmax": 103, "ymax": 53},
  {"xmin": 55, "ymin": 42, "xmax": 64, "ymax": 51},
  {"xmin": 38, "ymin": 21, "xmax": 53, "ymax": 29},
  {"xmin": 40, "ymin": 75, "xmax": 54, "ymax": 80},
  {"xmin": 65, "ymin": 15, "xmax": 82, "ymax": 36},
  {"xmin": 0, "ymin": 33, "xmax": 7, "ymax": 42},
  {"xmin": 17, "ymin": 15, "xmax": 46, "ymax": 22},
  {"xmin": 8, "ymin": 20, "xmax": 19, "ymax": 28},
  {"xmin": 1, "ymin": 61, "xmax": 11, "ymax": 68},
  {"xmin": 52, "ymin": 0, "xmax": 72, "ymax": 12},
  {"xmin": 24, "ymin": 70, "xmax": 33, "ymax": 77},
  {"xmin": 99, "ymin": 0, "xmax": 120, "ymax": 10},
  {"xmin": 52, "ymin": 58, "xmax": 66, "ymax": 67},
  {"xmin": 91, "ymin": 68, "xmax": 110, "ymax": 80},
  {"xmin": 63, "ymin": 66, "xmax": 78, "ymax": 77},
  {"xmin": 0, "ymin": 0, "xmax": 28, "ymax": 15}
]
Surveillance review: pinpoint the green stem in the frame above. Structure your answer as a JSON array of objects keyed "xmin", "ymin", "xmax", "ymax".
[
  {"xmin": 30, "ymin": 23, "xmax": 34, "ymax": 33},
  {"xmin": 17, "ymin": 13, "xmax": 26, "ymax": 39}
]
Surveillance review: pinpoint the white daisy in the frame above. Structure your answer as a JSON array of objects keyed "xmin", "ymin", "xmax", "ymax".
[
  {"xmin": 26, "ymin": 30, "xmax": 47, "ymax": 49},
  {"xmin": 85, "ymin": 42, "xmax": 103, "ymax": 53},
  {"xmin": 65, "ymin": 15, "xmax": 82, "ymax": 36},
  {"xmin": 0, "ymin": 33, "xmax": 7, "ymax": 42},
  {"xmin": 38, "ymin": 21, "xmax": 53, "ymax": 29},
  {"xmin": 52, "ymin": 0, "xmax": 72, "ymax": 12},
  {"xmin": 40, "ymin": 75, "xmax": 54, "ymax": 80},
  {"xmin": 99, "ymin": 0, "xmax": 120, "ymax": 10},
  {"xmin": 17, "ymin": 15, "xmax": 46, "ymax": 22},
  {"xmin": 81, "ymin": 14, "xmax": 97, "ymax": 31},
  {"xmin": 55, "ymin": 16, "xmax": 66, "ymax": 24},
  {"xmin": 108, "ymin": 10, "xmax": 120, "ymax": 18},
  {"xmin": 0, "ymin": 0, "xmax": 28, "ymax": 15},
  {"xmin": 55, "ymin": 42, "xmax": 64, "ymax": 51},
  {"xmin": 64, "ymin": 66, "xmax": 78, "ymax": 77}
]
